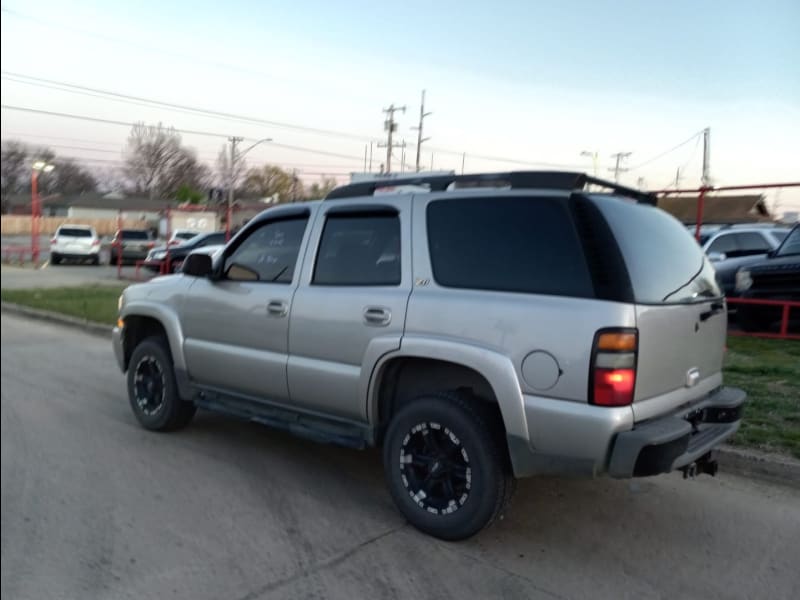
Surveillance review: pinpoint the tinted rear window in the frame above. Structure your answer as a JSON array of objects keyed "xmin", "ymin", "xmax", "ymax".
[
  {"xmin": 197, "ymin": 233, "xmax": 226, "ymax": 247},
  {"xmin": 58, "ymin": 227, "xmax": 92, "ymax": 237},
  {"xmin": 426, "ymin": 196, "xmax": 593, "ymax": 298},
  {"xmin": 592, "ymin": 195, "xmax": 721, "ymax": 303},
  {"xmin": 121, "ymin": 230, "xmax": 149, "ymax": 240}
]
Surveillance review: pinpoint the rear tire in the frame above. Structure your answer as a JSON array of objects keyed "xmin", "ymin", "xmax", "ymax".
[
  {"xmin": 127, "ymin": 336, "xmax": 196, "ymax": 431},
  {"xmin": 51, "ymin": 253, "xmax": 61, "ymax": 265},
  {"xmin": 383, "ymin": 391, "xmax": 514, "ymax": 541},
  {"xmin": 91, "ymin": 255, "xmax": 100, "ymax": 266}
]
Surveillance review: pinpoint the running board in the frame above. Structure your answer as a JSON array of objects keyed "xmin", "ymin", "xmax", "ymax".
[{"xmin": 192, "ymin": 386, "xmax": 371, "ymax": 449}]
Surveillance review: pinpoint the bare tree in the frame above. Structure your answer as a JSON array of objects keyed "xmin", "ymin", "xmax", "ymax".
[
  {"xmin": 124, "ymin": 122, "xmax": 184, "ymax": 199},
  {"xmin": 159, "ymin": 147, "xmax": 212, "ymax": 199},
  {"xmin": 40, "ymin": 158, "xmax": 97, "ymax": 195},
  {"xmin": 1, "ymin": 141, "xmax": 29, "ymax": 199}
]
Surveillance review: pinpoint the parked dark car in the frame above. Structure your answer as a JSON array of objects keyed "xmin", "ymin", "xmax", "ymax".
[
  {"xmin": 734, "ymin": 224, "xmax": 800, "ymax": 332},
  {"xmin": 110, "ymin": 229, "xmax": 156, "ymax": 264},
  {"xmin": 143, "ymin": 231, "xmax": 227, "ymax": 273}
]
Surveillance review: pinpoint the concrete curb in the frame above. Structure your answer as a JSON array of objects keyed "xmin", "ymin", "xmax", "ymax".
[
  {"xmin": 2, "ymin": 301, "xmax": 798, "ymax": 487},
  {"xmin": 1, "ymin": 301, "xmax": 113, "ymax": 338},
  {"xmin": 716, "ymin": 446, "xmax": 800, "ymax": 488}
]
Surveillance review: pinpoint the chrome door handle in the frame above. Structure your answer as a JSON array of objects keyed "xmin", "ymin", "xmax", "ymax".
[
  {"xmin": 363, "ymin": 306, "xmax": 391, "ymax": 326},
  {"xmin": 267, "ymin": 300, "xmax": 288, "ymax": 317}
]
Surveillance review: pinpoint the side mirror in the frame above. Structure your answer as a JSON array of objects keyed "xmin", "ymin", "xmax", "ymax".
[
  {"xmin": 708, "ymin": 252, "xmax": 726, "ymax": 262},
  {"xmin": 182, "ymin": 252, "xmax": 213, "ymax": 277}
]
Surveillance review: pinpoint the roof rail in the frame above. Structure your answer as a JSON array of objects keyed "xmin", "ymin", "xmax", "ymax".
[{"xmin": 324, "ymin": 171, "xmax": 656, "ymax": 205}]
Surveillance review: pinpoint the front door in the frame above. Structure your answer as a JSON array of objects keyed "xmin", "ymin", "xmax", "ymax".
[
  {"xmin": 288, "ymin": 198, "xmax": 412, "ymax": 421},
  {"xmin": 180, "ymin": 212, "xmax": 312, "ymax": 403}
]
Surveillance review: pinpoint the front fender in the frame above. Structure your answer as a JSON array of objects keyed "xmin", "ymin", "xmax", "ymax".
[{"xmin": 121, "ymin": 301, "xmax": 187, "ymax": 372}]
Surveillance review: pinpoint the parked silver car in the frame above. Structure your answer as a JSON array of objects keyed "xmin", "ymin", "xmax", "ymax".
[{"xmin": 113, "ymin": 171, "xmax": 745, "ymax": 540}]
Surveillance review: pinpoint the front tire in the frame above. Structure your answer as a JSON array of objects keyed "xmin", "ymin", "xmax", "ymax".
[
  {"xmin": 127, "ymin": 336, "xmax": 196, "ymax": 431},
  {"xmin": 383, "ymin": 391, "xmax": 513, "ymax": 541}
]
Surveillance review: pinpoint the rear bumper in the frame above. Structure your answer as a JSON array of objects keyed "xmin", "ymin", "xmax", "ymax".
[
  {"xmin": 607, "ymin": 386, "xmax": 746, "ymax": 478},
  {"xmin": 51, "ymin": 247, "xmax": 100, "ymax": 257}
]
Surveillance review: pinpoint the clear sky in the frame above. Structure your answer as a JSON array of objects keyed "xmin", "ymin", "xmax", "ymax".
[{"xmin": 1, "ymin": 0, "xmax": 799, "ymax": 210}]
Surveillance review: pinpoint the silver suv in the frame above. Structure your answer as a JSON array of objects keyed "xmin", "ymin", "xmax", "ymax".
[{"xmin": 113, "ymin": 171, "xmax": 745, "ymax": 540}]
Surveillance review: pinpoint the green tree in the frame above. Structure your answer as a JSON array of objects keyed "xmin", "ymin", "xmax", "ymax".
[
  {"xmin": 306, "ymin": 176, "xmax": 338, "ymax": 199},
  {"xmin": 175, "ymin": 184, "xmax": 205, "ymax": 205},
  {"xmin": 243, "ymin": 164, "xmax": 295, "ymax": 203}
]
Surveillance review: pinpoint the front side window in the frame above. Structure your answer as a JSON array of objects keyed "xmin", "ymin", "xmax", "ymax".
[
  {"xmin": 313, "ymin": 213, "xmax": 401, "ymax": 286},
  {"xmin": 224, "ymin": 218, "xmax": 308, "ymax": 283}
]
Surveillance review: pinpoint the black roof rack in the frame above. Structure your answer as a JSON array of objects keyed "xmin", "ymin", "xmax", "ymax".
[{"xmin": 325, "ymin": 171, "xmax": 656, "ymax": 205}]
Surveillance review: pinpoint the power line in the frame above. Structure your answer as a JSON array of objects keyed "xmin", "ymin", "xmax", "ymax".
[
  {"xmin": 2, "ymin": 71, "xmax": 375, "ymax": 142},
  {"xmin": 627, "ymin": 130, "xmax": 704, "ymax": 171},
  {"xmin": 1, "ymin": 104, "xmax": 364, "ymax": 161}
]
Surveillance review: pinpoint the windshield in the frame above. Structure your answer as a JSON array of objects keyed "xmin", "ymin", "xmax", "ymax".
[
  {"xmin": 776, "ymin": 227, "xmax": 800, "ymax": 256},
  {"xmin": 175, "ymin": 231, "xmax": 198, "ymax": 240},
  {"xmin": 592, "ymin": 195, "xmax": 721, "ymax": 304}
]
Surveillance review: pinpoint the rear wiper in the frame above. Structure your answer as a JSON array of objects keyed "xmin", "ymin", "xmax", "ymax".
[{"xmin": 699, "ymin": 301, "xmax": 725, "ymax": 321}]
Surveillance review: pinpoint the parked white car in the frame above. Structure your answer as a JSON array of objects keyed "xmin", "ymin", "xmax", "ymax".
[{"xmin": 50, "ymin": 225, "xmax": 102, "ymax": 265}]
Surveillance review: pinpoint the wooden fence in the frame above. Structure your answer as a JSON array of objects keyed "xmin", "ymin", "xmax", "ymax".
[{"xmin": 1, "ymin": 216, "xmax": 148, "ymax": 236}]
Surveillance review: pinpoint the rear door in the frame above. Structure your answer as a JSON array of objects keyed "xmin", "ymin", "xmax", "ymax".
[
  {"xmin": 591, "ymin": 195, "xmax": 727, "ymax": 421},
  {"xmin": 287, "ymin": 198, "xmax": 412, "ymax": 421}
]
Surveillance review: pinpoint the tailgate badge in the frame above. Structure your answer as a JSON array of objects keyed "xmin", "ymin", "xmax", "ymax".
[{"xmin": 685, "ymin": 368, "xmax": 700, "ymax": 388}]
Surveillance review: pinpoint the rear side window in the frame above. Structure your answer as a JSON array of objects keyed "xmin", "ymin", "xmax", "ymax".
[
  {"xmin": 735, "ymin": 232, "xmax": 771, "ymax": 254},
  {"xmin": 58, "ymin": 227, "xmax": 92, "ymax": 238},
  {"xmin": 120, "ymin": 230, "xmax": 149, "ymax": 240},
  {"xmin": 313, "ymin": 213, "xmax": 401, "ymax": 286},
  {"xmin": 426, "ymin": 196, "xmax": 593, "ymax": 297},
  {"xmin": 592, "ymin": 195, "xmax": 721, "ymax": 303},
  {"xmin": 707, "ymin": 234, "xmax": 738, "ymax": 255}
]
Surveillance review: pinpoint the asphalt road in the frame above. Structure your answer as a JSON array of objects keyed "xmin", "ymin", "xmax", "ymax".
[
  {"xmin": 1, "ymin": 264, "xmax": 149, "ymax": 290},
  {"xmin": 2, "ymin": 313, "xmax": 799, "ymax": 600}
]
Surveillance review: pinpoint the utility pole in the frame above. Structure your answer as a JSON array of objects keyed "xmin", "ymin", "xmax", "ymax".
[
  {"xmin": 411, "ymin": 90, "xmax": 432, "ymax": 172},
  {"xmin": 400, "ymin": 140, "xmax": 407, "ymax": 173},
  {"xmin": 378, "ymin": 104, "xmax": 406, "ymax": 173},
  {"xmin": 369, "ymin": 142, "xmax": 374, "ymax": 173},
  {"xmin": 674, "ymin": 167, "xmax": 682, "ymax": 189},
  {"xmin": 609, "ymin": 152, "xmax": 631, "ymax": 183},
  {"xmin": 581, "ymin": 150, "xmax": 599, "ymax": 177},
  {"xmin": 227, "ymin": 136, "xmax": 243, "ymax": 240},
  {"xmin": 461, "ymin": 152, "xmax": 466, "ymax": 175},
  {"xmin": 701, "ymin": 127, "xmax": 711, "ymax": 187}
]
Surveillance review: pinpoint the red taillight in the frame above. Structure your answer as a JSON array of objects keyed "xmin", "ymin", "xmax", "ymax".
[
  {"xmin": 590, "ymin": 328, "xmax": 637, "ymax": 406},
  {"xmin": 147, "ymin": 242, "xmax": 155, "ymax": 248},
  {"xmin": 92, "ymin": 239, "xmax": 101, "ymax": 246},
  {"xmin": 593, "ymin": 368, "xmax": 636, "ymax": 406},
  {"xmin": 50, "ymin": 237, "xmax": 57, "ymax": 245}
]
